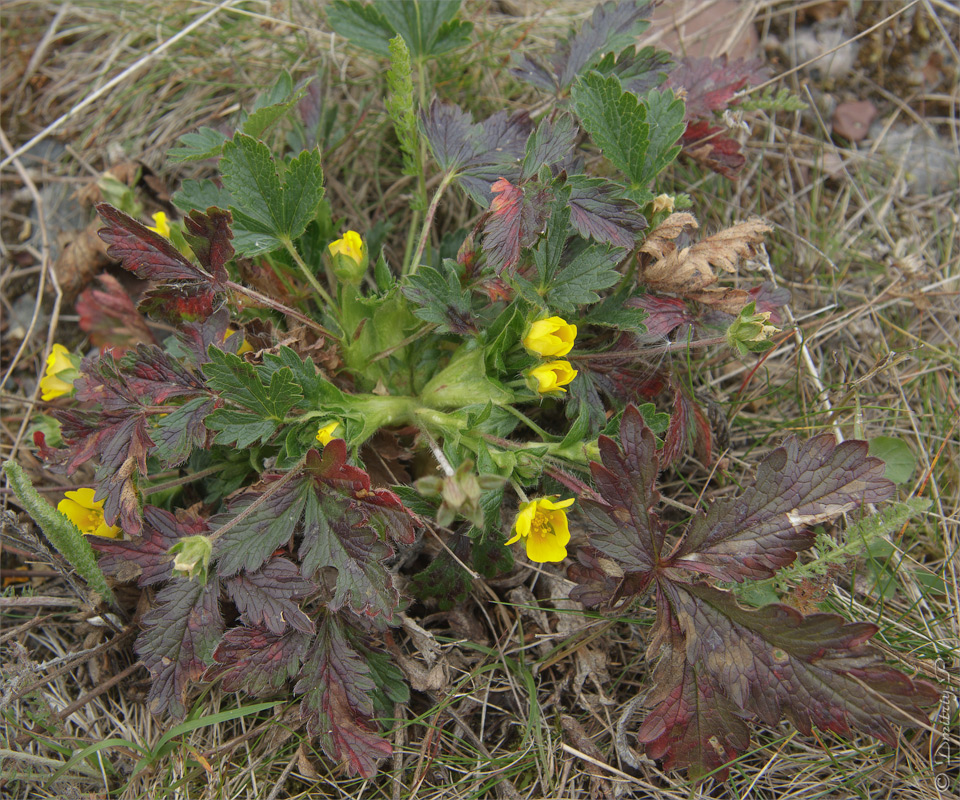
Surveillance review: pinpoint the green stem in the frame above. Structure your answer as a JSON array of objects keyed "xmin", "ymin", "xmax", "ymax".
[
  {"xmin": 510, "ymin": 480, "xmax": 530, "ymax": 504},
  {"xmin": 408, "ymin": 171, "xmax": 456, "ymax": 276},
  {"xmin": 281, "ymin": 237, "xmax": 337, "ymax": 310},
  {"xmin": 500, "ymin": 404, "xmax": 559, "ymax": 442}
]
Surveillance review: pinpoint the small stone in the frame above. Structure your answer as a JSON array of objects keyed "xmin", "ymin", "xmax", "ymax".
[{"xmin": 833, "ymin": 100, "xmax": 877, "ymax": 142}]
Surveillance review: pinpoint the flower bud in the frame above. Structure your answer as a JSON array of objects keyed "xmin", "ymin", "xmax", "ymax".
[
  {"xmin": 316, "ymin": 421, "xmax": 342, "ymax": 446},
  {"xmin": 726, "ymin": 301, "xmax": 781, "ymax": 356},
  {"xmin": 327, "ymin": 231, "xmax": 368, "ymax": 285},
  {"xmin": 168, "ymin": 535, "xmax": 213, "ymax": 583},
  {"xmin": 527, "ymin": 360, "xmax": 578, "ymax": 394}
]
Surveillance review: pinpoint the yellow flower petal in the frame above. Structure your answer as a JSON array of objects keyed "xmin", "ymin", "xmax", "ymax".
[
  {"xmin": 316, "ymin": 421, "xmax": 342, "ymax": 446},
  {"xmin": 40, "ymin": 344, "xmax": 79, "ymax": 400},
  {"xmin": 147, "ymin": 211, "xmax": 171, "ymax": 239},
  {"xmin": 529, "ymin": 360, "xmax": 578, "ymax": 394},
  {"xmin": 506, "ymin": 496, "xmax": 574, "ymax": 563},
  {"xmin": 523, "ymin": 316, "xmax": 577, "ymax": 358},
  {"xmin": 58, "ymin": 488, "xmax": 122, "ymax": 538}
]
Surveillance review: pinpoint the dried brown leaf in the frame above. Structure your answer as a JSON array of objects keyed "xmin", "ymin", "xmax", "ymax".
[{"xmin": 641, "ymin": 217, "xmax": 771, "ymax": 295}]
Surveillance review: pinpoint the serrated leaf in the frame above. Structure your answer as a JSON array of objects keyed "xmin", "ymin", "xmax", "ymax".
[
  {"xmin": 154, "ymin": 397, "xmax": 215, "ymax": 467},
  {"xmin": 219, "ymin": 133, "xmax": 324, "ymax": 254},
  {"xmin": 207, "ymin": 626, "xmax": 312, "ymax": 696},
  {"xmin": 640, "ymin": 582, "xmax": 939, "ymax": 779},
  {"xmin": 91, "ymin": 505, "xmax": 207, "ymax": 587},
  {"xmin": 295, "ymin": 615, "xmax": 393, "ymax": 778},
  {"xmin": 665, "ymin": 55, "xmax": 767, "ymax": 120},
  {"xmin": 96, "ymin": 203, "xmax": 212, "ymax": 284},
  {"xmin": 672, "ymin": 435, "xmax": 895, "ymax": 582},
  {"xmin": 591, "ymin": 45, "xmax": 672, "ymax": 95},
  {"xmin": 76, "ymin": 273, "xmax": 156, "ymax": 350},
  {"xmin": 512, "ymin": 0, "xmax": 654, "ymax": 93},
  {"xmin": 203, "ymin": 347, "xmax": 303, "ymax": 420},
  {"xmin": 545, "ymin": 242, "xmax": 624, "ymax": 313},
  {"xmin": 483, "ymin": 178, "xmax": 551, "ymax": 274},
  {"xmin": 258, "ymin": 346, "xmax": 345, "ymax": 408},
  {"xmin": 401, "ymin": 261, "xmax": 476, "ymax": 333},
  {"xmin": 182, "ymin": 207, "xmax": 233, "ymax": 284},
  {"xmin": 225, "ymin": 556, "xmax": 316, "ymax": 635},
  {"xmin": 213, "ymin": 475, "xmax": 312, "ymax": 576},
  {"xmin": 567, "ymin": 175, "xmax": 647, "ymax": 248},
  {"xmin": 328, "ymin": 0, "xmax": 470, "ymax": 59},
  {"xmin": 578, "ymin": 404, "xmax": 664, "ymax": 577},
  {"xmin": 241, "ymin": 85, "xmax": 307, "ymax": 140},
  {"xmin": 299, "ymin": 489, "xmax": 400, "ymax": 621},
  {"xmin": 167, "ymin": 127, "xmax": 228, "ymax": 163},
  {"xmin": 520, "ymin": 114, "xmax": 577, "ymax": 181},
  {"xmin": 572, "ymin": 72, "xmax": 649, "ymax": 186},
  {"xmin": 173, "ymin": 179, "xmax": 233, "ymax": 214},
  {"xmin": 635, "ymin": 88, "xmax": 685, "ymax": 186},
  {"xmin": 136, "ymin": 576, "xmax": 223, "ymax": 718}
]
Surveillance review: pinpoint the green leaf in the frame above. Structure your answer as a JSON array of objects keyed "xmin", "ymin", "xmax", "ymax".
[
  {"xmin": 532, "ymin": 196, "xmax": 572, "ymax": 287},
  {"xmin": 241, "ymin": 86, "xmax": 308, "ymax": 141},
  {"xmin": 583, "ymin": 288, "xmax": 648, "ymax": 332},
  {"xmin": 202, "ymin": 347, "xmax": 302, "ymax": 446},
  {"xmin": 572, "ymin": 72, "xmax": 649, "ymax": 192},
  {"xmin": 172, "ymin": 179, "xmax": 232, "ymax": 213},
  {"xmin": 168, "ymin": 127, "xmax": 228, "ymax": 163},
  {"xmin": 327, "ymin": 0, "xmax": 396, "ymax": 57},
  {"xmin": 220, "ymin": 133, "xmax": 324, "ymax": 254},
  {"xmin": 868, "ymin": 436, "xmax": 917, "ymax": 485},
  {"xmin": 258, "ymin": 346, "xmax": 345, "ymax": 408},
  {"xmin": 402, "ymin": 261, "xmax": 475, "ymax": 333},
  {"xmin": 327, "ymin": 0, "xmax": 471, "ymax": 59},
  {"xmin": 545, "ymin": 243, "xmax": 624, "ymax": 313},
  {"xmin": 2, "ymin": 462, "xmax": 114, "ymax": 603},
  {"xmin": 636, "ymin": 88, "xmax": 685, "ymax": 187}
]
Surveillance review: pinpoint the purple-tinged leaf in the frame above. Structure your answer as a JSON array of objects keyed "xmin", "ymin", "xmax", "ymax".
[
  {"xmin": 512, "ymin": 0, "xmax": 654, "ymax": 93},
  {"xmin": 420, "ymin": 101, "xmax": 480, "ymax": 173},
  {"xmin": 183, "ymin": 207, "xmax": 233, "ymax": 285},
  {"xmin": 225, "ymin": 557, "xmax": 316, "ymax": 635},
  {"xmin": 206, "ymin": 626, "xmax": 311, "ymax": 695},
  {"xmin": 640, "ymin": 581, "xmax": 940, "ymax": 778},
  {"xmin": 136, "ymin": 576, "xmax": 223, "ymax": 718},
  {"xmin": 299, "ymin": 491, "xmax": 400, "ymax": 622},
  {"xmin": 578, "ymin": 405, "xmax": 665, "ymax": 573},
  {"xmin": 520, "ymin": 114, "xmax": 578, "ymax": 182},
  {"xmin": 567, "ymin": 547, "xmax": 625, "ymax": 608},
  {"xmin": 177, "ymin": 309, "xmax": 233, "ymax": 366},
  {"xmin": 665, "ymin": 56, "xmax": 768, "ymax": 121},
  {"xmin": 76, "ymin": 273, "xmax": 157, "ymax": 351},
  {"xmin": 213, "ymin": 474, "xmax": 312, "ymax": 577},
  {"xmin": 154, "ymin": 397, "xmax": 216, "ymax": 467},
  {"xmin": 568, "ymin": 177, "xmax": 647, "ymax": 248},
  {"xmin": 483, "ymin": 178, "xmax": 552, "ymax": 274},
  {"xmin": 90, "ymin": 505, "xmax": 207, "ymax": 587},
  {"xmin": 295, "ymin": 615, "xmax": 393, "ymax": 778},
  {"xmin": 306, "ymin": 441, "xmax": 371, "ymax": 494},
  {"xmin": 96, "ymin": 203, "xmax": 211, "ymax": 283},
  {"xmin": 637, "ymin": 594, "xmax": 750, "ymax": 780},
  {"xmin": 138, "ymin": 284, "xmax": 217, "ymax": 326},
  {"xmin": 670, "ymin": 435, "xmax": 895, "ymax": 582},
  {"xmin": 625, "ymin": 294, "xmax": 695, "ymax": 338}
]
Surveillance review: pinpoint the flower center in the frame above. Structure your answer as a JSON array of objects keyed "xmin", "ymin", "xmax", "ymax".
[
  {"xmin": 83, "ymin": 508, "xmax": 104, "ymax": 532},
  {"xmin": 531, "ymin": 516, "xmax": 551, "ymax": 538}
]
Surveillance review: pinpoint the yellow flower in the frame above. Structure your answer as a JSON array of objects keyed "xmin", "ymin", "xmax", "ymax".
[
  {"xmin": 523, "ymin": 316, "xmax": 577, "ymax": 357},
  {"xmin": 316, "ymin": 421, "xmax": 342, "ymax": 446},
  {"xmin": 528, "ymin": 360, "xmax": 578, "ymax": 394},
  {"xmin": 58, "ymin": 488, "xmax": 121, "ymax": 538},
  {"xmin": 505, "ymin": 496, "xmax": 574, "ymax": 562},
  {"xmin": 40, "ymin": 344, "xmax": 79, "ymax": 401},
  {"xmin": 328, "ymin": 230, "xmax": 367, "ymax": 283},
  {"xmin": 147, "ymin": 211, "xmax": 171, "ymax": 239},
  {"xmin": 652, "ymin": 194, "xmax": 675, "ymax": 214},
  {"xmin": 224, "ymin": 327, "xmax": 254, "ymax": 356}
]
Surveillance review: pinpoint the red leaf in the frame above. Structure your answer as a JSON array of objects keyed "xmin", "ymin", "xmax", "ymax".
[
  {"xmin": 625, "ymin": 294, "xmax": 695, "ymax": 338},
  {"xmin": 183, "ymin": 207, "xmax": 233, "ymax": 285},
  {"xmin": 295, "ymin": 616, "xmax": 393, "ymax": 778},
  {"xmin": 206, "ymin": 626, "xmax": 311, "ymax": 696},
  {"xmin": 483, "ymin": 178, "xmax": 552, "ymax": 274},
  {"xmin": 665, "ymin": 56, "xmax": 767, "ymax": 120},
  {"xmin": 136, "ymin": 576, "xmax": 223, "ymax": 718},
  {"xmin": 76, "ymin": 273, "xmax": 157, "ymax": 351},
  {"xmin": 681, "ymin": 121, "xmax": 746, "ymax": 179},
  {"xmin": 96, "ymin": 203, "xmax": 210, "ymax": 283},
  {"xmin": 306, "ymin": 442, "xmax": 370, "ymax": 493}
]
